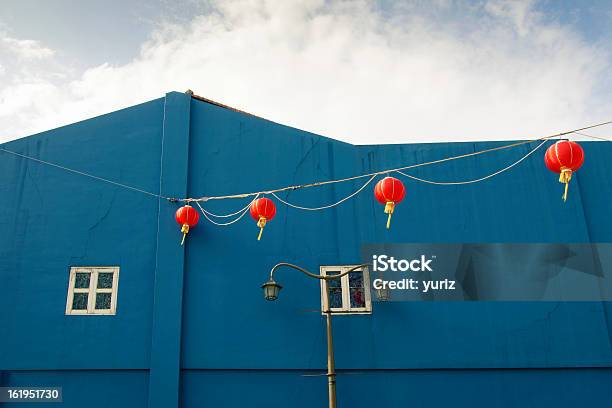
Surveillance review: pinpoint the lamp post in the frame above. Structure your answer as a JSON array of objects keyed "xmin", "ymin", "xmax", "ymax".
[{"xmin": 261, "ymin": 263, "xmax": 369, "ymax": 408}]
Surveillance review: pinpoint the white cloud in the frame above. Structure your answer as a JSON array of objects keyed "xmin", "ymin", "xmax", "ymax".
[
  {"xmin": 1, "ymin": 0, "xmax": 611, "ymax": 143},
  {"xmin": 1, "ymin": 35, "xmax": 55, "ymax": 59},
  {"xmin": 485, "ymin": 0, "xmax": 538, "ymax": 36}
]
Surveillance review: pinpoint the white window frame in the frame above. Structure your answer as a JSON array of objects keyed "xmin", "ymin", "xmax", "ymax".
[
  {"xmin": 65, "ymin": 266, "xmax": 119, "ymax": 315},
  {"xmin": 320, "ymin": 265, "xmax": 372, "ymax": 315}
]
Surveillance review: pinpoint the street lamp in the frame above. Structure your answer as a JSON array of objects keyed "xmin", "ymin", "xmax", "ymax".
[
  {"xmin": 374, "ymin": 286, "xmax": 390, "ymax": 301},
  {"xmin": 261, "ymin": 262, "xmax": 369, "ymax": 408},
  {"xmin": 261, "ymin": 278, "xmax": 282, "ymax": 301}
]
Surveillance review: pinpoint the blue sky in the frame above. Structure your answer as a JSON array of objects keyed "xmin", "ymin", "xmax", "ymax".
[
  {"xmin": 0, "ymin": 0, "xmax": 204, "ymax": 67},
  {"xmin": 1, "ymin": 0, "xmax": 612, "ymax": 143}
]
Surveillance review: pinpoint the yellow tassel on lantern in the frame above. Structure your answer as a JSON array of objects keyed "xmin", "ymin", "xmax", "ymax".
[
  {"xmin": 384, "ymin": 201, "xmax": 395, "ymax": 229},
  {"xmin": 181, "ymin": 224, "xmax": 190, "ymax": 246},
  {"xmin": 257, "ymin": 217, "xmax": 267, "ymax": 241},
  {"xmin": 559, "ymin": 167, "xmax": 572, "ymax": 202}
]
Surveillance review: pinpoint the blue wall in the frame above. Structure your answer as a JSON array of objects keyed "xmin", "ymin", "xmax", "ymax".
[
  {"xmin": 1, "ymin": 92, "xmax": 611, "ymax": 407},
  {"xmin": 0, "ymin": 98, "xmax": 165, "ymax": 406}
]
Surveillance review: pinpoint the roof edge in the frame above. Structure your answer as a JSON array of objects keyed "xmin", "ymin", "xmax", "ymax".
[
  {"xmin": 185, "ymin": 90, "xmax": 355, "ymax": 147},
  {"xmin": 187, "ymin": 90, "xmax": 264, "ymax": 120}
]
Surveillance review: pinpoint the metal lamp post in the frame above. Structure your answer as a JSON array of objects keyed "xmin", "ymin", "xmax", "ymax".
[{"xmin": 261, "ymin": 262, "xmax": 369, "ymax": 408}]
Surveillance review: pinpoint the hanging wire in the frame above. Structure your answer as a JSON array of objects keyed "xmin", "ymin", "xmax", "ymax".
[
  {"xmin": 272, "ymin": 175, "xmax": 377, "ymax": 211},
  {"xmin": 194, "ymin": 201, "xmax": 252, "ymax": 226},
  {"xmin": 1, "ymin": 120, "xmax": 611, "ymax": 204},
  {"xmin": 395, "ymin": 140, "xmax": 548, "ymax": 185},
  {"xmin": 571, "ymin": 132, "xmax": 612, "ymax": 142},
  {"xmin": 194, "ymin": 194, "xmax": 259, "ymax": 218},
  {"xmin": 190, "ymin": 120, "xmax": 612, "ymax": 202},
  {"xmin": 0, "ymin": 147, "xmax": 167, "ymax": 199}
]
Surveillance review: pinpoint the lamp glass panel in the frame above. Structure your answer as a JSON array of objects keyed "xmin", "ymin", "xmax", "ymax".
[{"xmin": 264, "ymin": 284, "xmax": 279, "ymax": 299}]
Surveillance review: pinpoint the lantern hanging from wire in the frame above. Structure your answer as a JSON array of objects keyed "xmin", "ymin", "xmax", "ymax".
[
  {"xmin": 374, "ymin": 176, "xmax": 406, "ymax": 229},
  {"xmin": 544, "ymin": 140, "xmax": 585, "ymax": 202},
  {"xmin": 175, "ymin": 204, "xmax": 200, "ymax": 245},
  {"xmin": 250, "ymin": 197, "xmax": 277, "ymax": 241}
]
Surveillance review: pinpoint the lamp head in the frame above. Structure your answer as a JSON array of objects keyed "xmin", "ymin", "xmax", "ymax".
[
  {"xmin": 262, "ymin": 278, "xmax": 282, "ymax": 301},
  {"xmin": 375, "ymin": 286, "xmax": 390, "ymax": 302}
]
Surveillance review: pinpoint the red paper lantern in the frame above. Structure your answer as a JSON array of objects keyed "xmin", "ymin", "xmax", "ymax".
[
  {"xmin": 544, "ymin": 140, "xmax": 585, "ymax": 202},
  {"xmin": 175, "ymin": 204, "xmax": 200, "ymax": 245},
  {"xmin": 250, "ymin": 197, "xmax": 276, "ymax": 241},
  {"xmin": 374, "ymin": 176, "xmax": 406, "ymax": 229}
]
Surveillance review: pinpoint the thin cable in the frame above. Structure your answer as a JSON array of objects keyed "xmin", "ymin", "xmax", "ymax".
[
  {"xmin": 572, "ymin": 132, "xmax": 612, "ymax": 142},
  {"xmin": 190, "ymin": 119, "xmax": 612, "ymax": 202},
  {"xmin": 1, "ymin": 120, "xmax": 611, "ymax": 203},
  {"xmin": 153, "ymin": 99, "xmax": 168, "ymax": 308},
  {"xmin": 194, "ymin": 194, "xmax": 259, "ymax": 218},
  {"xmin": 395, "ymin": 140, "xmax": 547, "ymax": 185},
  {"xmin": 195, "ymin": 201, "xmax": 251, "ymax": 226},
  {"xmin": 272, "ymin": 175, "xmax": 377, "ymax": 211},
  {"xmin": 0, "ymin": 147, "xmax": 167, "ymax": 199}
]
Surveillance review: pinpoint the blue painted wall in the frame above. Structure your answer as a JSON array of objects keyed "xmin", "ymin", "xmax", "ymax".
[{"xmin": 1, "ymin": 92, "xmax": 611, "ymax": 407}]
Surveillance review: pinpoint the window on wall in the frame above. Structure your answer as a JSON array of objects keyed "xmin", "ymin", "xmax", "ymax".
[
  {"xmin": 320, "ymin": 266, "xmax": 372, "ymax": 314},
  {"xmin": 65, "ymin": 267, "xmax": 119, "ymax": 315}
]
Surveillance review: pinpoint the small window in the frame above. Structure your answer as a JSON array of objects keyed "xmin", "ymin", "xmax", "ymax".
[
  {"xmin": 66, "ymin": 267, "xmax": 119, "ymax": 315},
  {"xmin": 320, "ymin": 265, "xmax": 372, "ymax": 314}
]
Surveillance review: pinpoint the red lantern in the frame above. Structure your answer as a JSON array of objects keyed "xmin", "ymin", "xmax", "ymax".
[
  {"xmin": 250, "ymin": 197, "xmax": 276, "ymax": 241},
  {"xmin": 374, "ymin": 176, "xmax": 406, "ymax": 229},
  {"xmin": 544, "ymin": 140, "xmax": 584, "ymax": 202},
  {"xmin": 175, "ymin": 204, "xmax": 200, "ymax": 245}
]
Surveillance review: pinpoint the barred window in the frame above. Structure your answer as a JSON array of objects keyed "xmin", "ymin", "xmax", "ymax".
[
  {"xmin": 66, "ymin": 267, "xmax": 119, "ymax": 315},
  {"xmin": 320, "ymin": 266, "xmax": 371, "ymax": 314}
]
